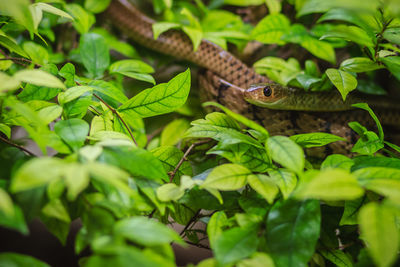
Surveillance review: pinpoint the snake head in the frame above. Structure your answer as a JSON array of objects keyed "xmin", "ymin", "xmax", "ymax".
[{"xmin": 243, "ymin": 83, "xmax": 287, "ymax": 108}]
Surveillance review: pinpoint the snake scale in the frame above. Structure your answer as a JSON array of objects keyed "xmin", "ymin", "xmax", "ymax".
[{"xmin": 105, "ymin": 0, "xmax": 400, "ymax": 155}]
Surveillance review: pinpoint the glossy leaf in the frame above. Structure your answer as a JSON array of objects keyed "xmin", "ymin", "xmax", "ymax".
[
  {"xmin": 326, "ymin": 68, "xmax": 357, "ymax": 100},
  {"xmin": 251, "ymin": 14, "xmax": 290, "ymax": 45},
  {"xmin": 14, "ymin": 69, "xmax": 66, "ymax": 89},
  {"xmin": 267, "ymin": 136, "xmax": 304, "ymax": 174},
  {"xmin": 201, "ymin": 164, "xmax": 254, "ymax": 190},
  {"xmin": 80, "ymin": 33, "xmax": 110, "ymax": 78},
  {"xmin": 290, "ymin": 133, "xmax": 345, "ymax": 148},
  {"xmin": 248, "ymin": 174, "xmax": 278, "ymax": 204},
  {"xmin": 54, "ymin": 119, "xmax": 89, "ymax": 151}
]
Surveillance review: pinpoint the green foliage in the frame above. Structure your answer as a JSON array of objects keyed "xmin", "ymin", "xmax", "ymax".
[{"xmin": 0, "ymin": 0, "xmax": 399, "ymax": 266}]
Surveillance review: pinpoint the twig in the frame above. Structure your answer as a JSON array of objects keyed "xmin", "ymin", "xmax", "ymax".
[
  {"xmin": 93, "ymin": 93, "xmax": 137, "ymax": 146},
  {"xmin": 147, "ymin": 126, "xmax": 164, "ymax": 143},
  {"xmin": 0, "ymin": 57, "xmax": 33, "ymax": 64},
  {"xmin": 179, "ymin": 210, "xmax": 201, "ymax": 237},
  {"xmin": 0, "ymin": 135, "xmax": 35, "ymax": 156},
  {"xmin": 169, "ymin": 139, "xmax": 210, "ymax": 182}
]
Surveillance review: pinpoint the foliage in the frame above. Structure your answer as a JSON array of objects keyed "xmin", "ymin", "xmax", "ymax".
[{"xmin": 0, "ymin": 0, "xmax": 400, "ymax": 267}]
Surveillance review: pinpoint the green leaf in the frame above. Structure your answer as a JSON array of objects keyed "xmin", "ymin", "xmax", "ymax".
[
  {"xmin": 269, "ymin": 169, "xmax": 297, "ymax": 199},
  {"xmin": 32, "ymin": 3, "xmax": 74, "ymax": 20},
  {"xmin": 320, "ymin": 25, "xmax": 374, "ymax": 47},
  {"xmin": 248, "ymin": 174, "xmax": 278, "ymax": 204},
  {"xmin": 267, "ymin": 136, "xmax": 304, "ymax": 174},
  {"xmin": 182, "ymin": 26, "xmax": 203, "ymax": 51},
  {"xmin": 300, "ymin": 37, "xmax": 336, "ymax": 63},
  {"xmin": 160, "ymin": 119, "xmax": 190, "ymax": 146},
  {"xmin": 340, "ymin": 57, "xmax": 383, "ymax": 73},
  {"xmin": 251, "ymin": 14, "xmax": 291, "ymax": 45},
  {"xmin": 151, "ymin": 146, "xmax": 192, "ymax": 180},
  {"xmin": 203, "ymin": 102, "xmax": 269, "ymax": 138},
  {"xmin": 340, "ymin": 197, "xmax": 366, "ymax": 225},
  {"xmin": 214, "ymin": 227, "xmax": 259, "ymax": 265},
  {"xmin": 22, "ymin": 42, "xmax": 48, "ymax": 65},
  {"xmin": 352, "ymin": 103, "xmax": 383, "ymax": 141},
  {"xmin": 201, "ymin": 164, "xmax": 254, "ymax": 191},
  {"xmin": 381, "ymin": 56, "xmax": 400, "ymax": 82},
  {"xmin": 319, "ymin": 249, "xmax": 354, "ymax": 267},
  {"xmin": 364, "ymin": 179, "xmax": 400, "ymax": 203},
  {"xmin": 290, "ymin": 133, "xmax": 346, "ymax": 148},
  {"xmin": 0, "ymin": 123, "xmax": 11, "ymax": 138},
  {"xmin": 54, "ymin": 119, "xmax": 89, "ymax": 151},
  {"xmin": 0, "ymin": 35, "xmax": 29, "ymax": 58},
  {"xmin": 100, "ymin": 146, "xmax": 168, "ymax": 182},
  {"xmin": 114, "ymin": 217, "xmax": 184, "ymax": 246},
  {"xmin": 0, "ymin": 253, "xmax": 50, "ymax": 267},
  {"xmin": 14, "ymin": 69, "xmax": 66, "ymax": 89},
  {"xmin": 88, "ymin": 80, "xmax": 128, "ymax": 104},
  {"xmin": 65, "ymin": 4, "xmax": 95, "ymax": 34},
  {"xmin": 297, "ymin": 0, "xmax": 380, "ymax": 17},
  {"xmin": 58, "ymin": 86, "xmax": 93, "ymax": 104},
  {"xmin": 152, "ymin": 22, "xmax": 181, "ymax": 39},
  {"xmin": 64, "ymin": 164, "xmax": 89, "ymax": 201},
  {"xmin": 0, "ymin": 72, "xmax": 20, "ymax": 92},
  {"xmin": 0, "ymin": 0, "xmax": 35, "ymax": 36},
  {"xmin": 156, "ymin": 183, "xmax": 185, "ymax": 202},
  {"xmin": 326, "ymin": 68, "xmax": 357, "ymax": 100},
  {"xmin": 42, "ymin": 199, "xmax": 71, "ymax": 223},
  {"xmin": 383, "ymin": 27, "xmax": 400, "ymax": 45},
  {"xmin": 109, "ymin": 59, "xmax": 155, "ymax": 84},
  {"xmin": 358, "ymin": 203, "xmax": 399, "ymax": 267},
  {"xmin": 80, "ymin": 33, "xmax": 110, "ymax": 78},
  {"xmin": 237, "ymin": 252, "xmax": 275, "ymax": 267},
  {"xmin": 11, "ymin": 157, "xmax": 66, "ymax": 192},
  {"xmin": 84, "ymin": 0, "xmax": 112, "ymax": 13},
  {"xmin": 351, "ymin": 131, "xmax": 384, "ymax": 155},
  {"xmin": 321, "ymin": 154, "xmax": 354, "ymax": 171},
  {"xmin": 118, "ymin": 69, "xmax": 190, "ymax": 118},
  {"xmin": 0, "ymin": 188, "xmax": 14, "ymax": 217},
  {"xmin": 265, "ymin": 199, "xmax": 321, "ymax": 267},
  {"xmin": 353, "ymin": 167, "xmax": 400, "ymax": 181},
  {"xmin": 92, "ymin": 28, "xmax": 138, "ymax": 58},
  {"xmin": 207, "ymin": 211, "xmax": 229, "ymax": 248},
  {"xmin": 296, "ymin": 169, "xmax": 364, "ymax": 200}
]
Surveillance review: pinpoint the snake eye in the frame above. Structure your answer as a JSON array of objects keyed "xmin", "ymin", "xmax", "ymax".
[{"xmin": 263, "ymin": 86, "xmax": 272, "ymax": 97}]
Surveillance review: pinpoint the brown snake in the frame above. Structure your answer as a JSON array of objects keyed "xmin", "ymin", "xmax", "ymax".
[{"xmin": 105, "ymin": 0, "xmax": 400, "ymax": 155}]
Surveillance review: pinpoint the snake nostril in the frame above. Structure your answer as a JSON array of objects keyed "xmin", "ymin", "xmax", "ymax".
[{"xmin": 263, "ymin": 86, "xmax": 272, "ymax": 97}]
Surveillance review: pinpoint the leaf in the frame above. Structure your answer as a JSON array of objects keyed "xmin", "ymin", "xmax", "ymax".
[
  {"xmin": 353, "ymin": 167, "xmax": 400, "ymax": 181},
  {"xmin": 296, "ymin": 169, "xmax": 364, "ymax": 200},
  {"xmin": 14, "ymin": 69, "xmax": 65, "ymax": 89},
  {"xmin": 320, "ymin": 25, "xmax": 374, "ymax": 47},
  {"xmin": 58, "ymin": 86, "xmax": 93, "ymax": 104},
  {"xmin": 340, "ymin": 197, "xmax": 366, "ymax": 226},
  {"xmin": 0, "ymin": 72, "xmax": 20, "ymax": 92},
  {"xmin": 42, "ymin": 199, "xmax": 71, "ymax": 223},
  {"xmin": 248, "ymin": 174, "xmax": 278, "ymax": 204},
  {"xmin": 381, "ymin": 56, "xmax": 400, "ymax": 82},
  {"xmin": 54, "ymin": 119, "xmax": 89, "ymax": 151},
  {"xmin": 88, "ymin": 80, "xmax": 128, "ymax": 104},
  {"xmin": 0, "ymin": 123, "xmax": 11, "ymax": 138},
  {"xmin": 0, "ymin": 253, "xmax": 50, "ymax": 267},
  {"xmin": 237, "ymin": 252, "xmax": 275, "ymax": 267},
  {"xmin": 383, "ymin": 27, "xmax": 400, "ymax": 45},
  {"xmin": 201, "ymin": 164, "xmax": 254, "ymax": 191},
  {"xmin": 156, "ymin": 183, "xmax": 185, "ymax": 202},
  {"xmin": 214, "ymin": 227, "xmax": 259, "ymax": 265},
  {"xmin": 118, "ymin": 69, "xmax": 190, "ymax": 118},
  {"xmin": 0, "ymin": 0, "xmax": 35, "ymax": 36},
  {"xmin": 151, "ymin": 146, "xmax": 192, "ymax": 180},
  {"xmin": 265, "ymin": 199, "xmax": 321, "ymax": 267},
  {"xmin": 358, "ymin": 203, "xmax": 399, "ymax": 267},
  {"xmin": 182, "ymin": 26, "xmax": 203, "ymax": 51},
  {"xmin": 269, "ymin": 169, "xmax": 297, "ymax": 199},
  {"xmin": 267, "ymin": 136, "xmax": 304, "ymax": 174},
  {"xmin": 321, "ymin": 154, "xmax": 354, "ymax": 171},
  {"xmin": 0, "ymin": 35, "xmax": 29, "ymax": 58},
  {"xmin": 207, "ymin": 211, "xmax": 229, "ymax": 248},
  {"xmin": 160, "ymin": 119, "xmax": 190, "ymax": 146},
  {"xmin": 319, "ymin": 249, "xmax": 354, "ymax": 267},
  {"xmin": 80, "ymin": 33, "xmax": 109, "ymax": 78},
  {"xmin": 203, "ymin": 102, "xmax": 269, "ymax": 138},
  {"xmin": 340, "ymin": 57, "xmax": 383, "ymax": 73},
  {"xmin": 22, "ymin": 42, "xmax": 48, "ymax": 65},
  {"xmin": 33, "ymin": 3, "xmax": 73, "ymax": 20},
  {"xmin": 114, "ymin": 217, "xmax": 184, "ymax": 246},
  {"xmin": 65, "ymin": 3, "xmax": 95, "ymax": 34},
  {"xmin": 84, "ymin": 0, "xmax": 112, "ymax": 13},
  {"xmin": 109, "ymin": 59, "xmax": 155, "ymax": 84},
  {"xmin": 364, "ymin": 179, "xmax": 400, "ymax": 203},
  {"xmin": 0, "ymin": 188, "xmax": 14, "ymax": 217},
  {"xmin": 351, "ymin": 131, "xmax": 384, "ymax": 155},
  {"xmin": 326, "ymin": 68, "xmax": 357, "ymax": 100},
  {"xmin": 290, "ymin": 133, "xmax": 346, "ymax": 148},
  {"xmin": 300, "ymin": 37, "xmax": 336, "ymax": 63},
  {"xmin": 251, "ymin": 14, "xmax": 291, "ymax": 45},
  {"xmin": 64, "ymin": 164, "xmax": 89, "ymax": 201},
  {"xmin": 11, "ymin": 157, "xmax": 66, "ymax": 192},
  {"xmin": 152, "ymin": 22, "xmax": 181, "ymax": 39},
  {"xmin": 99, "ymin": 146, "xmax": 168, "ymax": 182},
  {"xmin": 352, "ymin": 103, "xmax": 383, "ymax": 141}
]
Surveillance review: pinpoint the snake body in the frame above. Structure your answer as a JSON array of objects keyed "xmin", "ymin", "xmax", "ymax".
[{"xmin": 105, "ymin": 0, "xmax": 400, "ymax": 154}]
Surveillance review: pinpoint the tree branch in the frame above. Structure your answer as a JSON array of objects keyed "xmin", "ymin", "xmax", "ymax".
[{"xmin": 0, "ymin": 135, "xmax": 35, "ymax": 156}]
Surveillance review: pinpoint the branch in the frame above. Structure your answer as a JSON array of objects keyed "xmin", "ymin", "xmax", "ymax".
[
  {"xmin": 185, "ymin": 240, "xmax": 210, "ymax": 250},
  {"xmin": 93, "ymin": 93, "xmax": 137, "ymax": 146},
  {"xmin": 169, "ymin": 139, "xmax": 210, "ymax": 182},
  {"xmin": 0, "ymin": 135, "xmax": 35, "ymax": 156},
  {"xmin": 179, "ymin": 210, "xmax": 201, "ymax": 237}
]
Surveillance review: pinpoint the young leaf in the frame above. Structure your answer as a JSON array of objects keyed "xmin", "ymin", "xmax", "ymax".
[
  {"xmin": 54, "ymin": 119, "xmax": 89, "ymax": 151},
  {"xmin": 290, "ymin": 132, "xmax": 346, "ymax": 148},
  {"xmin": 201, "ymin": 164, "xmax": 254, "ymax": 191},
  {"xmin": 326, "ymin": 68, "xmax": 357, "ymax": 100},
  {"xmin": 214, "ymin": 227, "xmax": 258, "ymax": 265},
  {"xmin": 118, "ymin": 69, "xmax": 190, "ymax": 118},
  {"xmin": 265, "ymin": 199, "xmax": 321, "ymax": 267},
  {"xmin": 156, "ymin": 183, "xmax": 185, "ymax": 202},
  {"xmin": 340, "ymin": 57, "xmax": 383, "ymax": 73},
  {"xmin": 319, "ymin": 249, "xmax": 354, "ymax": 267},
  {"xmin": 160, "ymin": 119, "xmax": 190, "ymax": 146},
  {"xmin": 109, "ymin": 59, "xmax": 155, "ymax": 84},
  {"xmin": 80, "ymin": 33, "xmax": 110, "ymax": 78},
  {"xmin": 84, "ymin": 0, "xmax": 112, "ymax": 13},
  {"xmin": 114, "ymin": 217, "xmax": 184, "ymax": 246},
  {"xmin": 321, "ymin": 154, "xmax": 354, "ymax": 171},
  {"xmin": 0, "ymin": 72, "xmax": 20, "ymax": 92},
  {"xmin": 248, "ymin": 174, "xmax": 278, "ymax": 204},
  {"xmin": 358, "ymin": 203, "xmax": 399, "ymax": 267},
  {"xmin": 267, "ymin": 136, "xmax": 305, "ymax": 174},
  {"xmin": 352, "ymin": 103, "xmax": 383, "ymax": 141},
  {"xmin": 269, "ymin": 169, "xmax": 297, "ymax": 199},
  {"xmin": 14, "ymin": 69, "xmax": 66, "ymax": 89},
  {"xmin": 320, "ymin": 25, "xmax": 374, "ymax": 47},
  {"xmin": 65, "ymin": 4, "xmax": 95, "ymax": 34},
  {"xmin": 251, "ymin": 14, "xmax": 291, "ymax": 45}
]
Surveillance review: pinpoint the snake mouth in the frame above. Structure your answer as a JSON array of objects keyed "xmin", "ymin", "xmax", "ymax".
[{"xmin": 244, "ymin": 97, "xmax": 287, "ymax": 109}]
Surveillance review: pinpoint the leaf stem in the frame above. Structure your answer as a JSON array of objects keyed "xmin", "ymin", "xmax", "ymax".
[
  {"xmin": 93, "ymin": 93, "xmax": 138, "ymax": 146},
  {"xmin": 0, "ymin": 135, "xmax": 35, "ymax": 156},
  {"xmin": 169, "ymin": 139, "xmax": 210, "ymax": 182}
]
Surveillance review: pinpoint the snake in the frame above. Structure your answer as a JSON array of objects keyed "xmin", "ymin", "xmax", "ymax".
[{"xmin": 105, "ymin": 0, "xmax": 400, "ymax": 155}]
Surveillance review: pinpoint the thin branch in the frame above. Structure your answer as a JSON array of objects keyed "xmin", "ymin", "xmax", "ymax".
[
  {"xmin": 169, "ymin": 139, "xmax": 210, "ymax": 182},
  {"xmin": 0, "ymin": 135, "xmax": 35, "ymax": 156},
  {"xmin": 93, "ymin": 93, "xmax": 137, "ymax": 146},
  {"xmin": 185, "ymin": 240, "xmax": 210, "ymax": 250},
  {"xmin": 179, "ymin": 210, "xmax": 201, "ymax": 237},
  {"xmin": 0, "ymin": 57, "xmax": 33, "ymax": 64}
]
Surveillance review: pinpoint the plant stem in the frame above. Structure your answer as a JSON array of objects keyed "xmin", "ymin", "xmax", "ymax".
[{"xmin": 0, "ymin": 135, "xmax": 35, "ymax": 156}]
